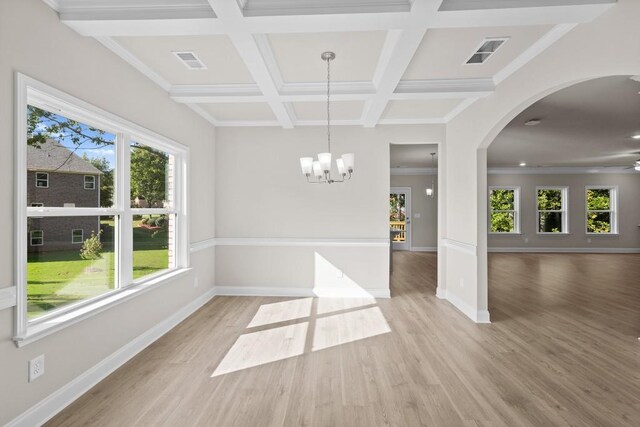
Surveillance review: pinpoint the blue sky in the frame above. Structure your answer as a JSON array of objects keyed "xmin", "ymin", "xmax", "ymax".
[{"xmin": 32, "ymin": 108, "xmax": 117, "ymax": 169}]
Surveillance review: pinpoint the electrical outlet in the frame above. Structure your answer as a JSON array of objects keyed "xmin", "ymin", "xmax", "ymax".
[
  {"xmin": 459, "ymin": 278, "xmax": 464, "ymax": 289},
  {"xmin": 336, "ymin": 270, "xmax": 344, "ymax": 278},
  {"xmin": 524, "ymin": 237, "xmax": 529, "ymax": 244},
  {"xmin": 29, "ymin": 355, "xmax": 45, "ymax": 382},
  {"xmin": 194, "ymin": 277, "xmax": 199, "ymax": 287},
  {"xmin": 414, "ymin": 213, "xmax": 421, "ymax": 219},
  {"xmin": 587, "ymin": 238, "xmax": 592, "ymax": 244}
]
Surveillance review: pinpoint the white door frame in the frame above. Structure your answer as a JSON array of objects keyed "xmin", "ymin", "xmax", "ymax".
[
  {"xmin": 389, "ymin": 141, "xmax": 443, "ymax": 298},
  {"xmin": 390, "ymin": 187, "xmax": 412, "ymax": 251}
]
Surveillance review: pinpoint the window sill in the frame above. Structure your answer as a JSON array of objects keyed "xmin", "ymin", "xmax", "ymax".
[
  {"xmin": 488, "ymin": 232, "xmax": 522, "ymax": 235},
  {"xmin": 13, "ymin": 268, "xmax": 192, "ymax": 348},
  {"xmin": 536, "ymin": 233, "xmax": 570, "ymax": 236},
  {"xmin": 586, "ymin": 233, "xmax": 619, "ymax": 236}
]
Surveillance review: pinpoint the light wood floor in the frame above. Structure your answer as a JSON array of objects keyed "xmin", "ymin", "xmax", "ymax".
[{"xmin": 48, "ymin": 252, "xmax": 640, "ymax": 426}]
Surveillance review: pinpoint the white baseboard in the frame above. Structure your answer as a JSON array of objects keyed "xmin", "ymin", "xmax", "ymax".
[
  {"xmin": 439, "ymin": 289, "xmax": 491, "ymax": 324},
  {"xmin": 213, "ymin": 285, "xmax": 391, "ymax": 299},
  {"xmin": 410, "ymin": 246, "xmax": 437, "ymax": 252},
  {"xmin": 489, "ymin": 247, "xmax": 640, "ymax": 253},
  {"xmin": 8, "ymin": 289, "xmax": 216, "ymax": 427}
]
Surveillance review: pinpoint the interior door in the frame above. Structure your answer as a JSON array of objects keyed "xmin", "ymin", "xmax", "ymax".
[{"xmin": 390, "ymin": 187, "xmax": 411, "ymax": 251}]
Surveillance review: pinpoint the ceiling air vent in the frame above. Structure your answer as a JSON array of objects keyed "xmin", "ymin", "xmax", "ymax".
[
  {"xmin": 173, "ymin": 51, "xmax": 207, "ymax": 70},
  {"xmin": 465, "ymin": 38, "xmax": 508, "ymax": 64}
]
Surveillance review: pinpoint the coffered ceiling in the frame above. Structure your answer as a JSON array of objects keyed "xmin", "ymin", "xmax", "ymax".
[{"xmin": 43, "ymin": 0, "xmax": 616, "ymax": 128}]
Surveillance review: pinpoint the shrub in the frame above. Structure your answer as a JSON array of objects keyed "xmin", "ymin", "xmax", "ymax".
[
  {"xmin": 154, "ymin": 216, "xmax": 167, "ymax": 228},
  {"xmin": 80, "ymin": 230, "xmax": 103, "ymax": 260}
]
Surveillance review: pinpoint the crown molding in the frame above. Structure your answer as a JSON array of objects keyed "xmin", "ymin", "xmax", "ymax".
[
  {"xmin": 394, "ymin": 78, "xmax": 495, "ymax": 99},
  {"xmin": 488, "ymin": 167, "xmax": 637, "ymax": 175},
  {"xmin": 240, "ymin": 0, "xmax": 410, "ymax": 18},
  {"xmin": 391, "ymin": 167, "xmax": 437, "ymax": 175}
]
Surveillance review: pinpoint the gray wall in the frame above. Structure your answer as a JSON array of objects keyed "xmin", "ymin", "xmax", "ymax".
[
  {"xmin": 390, "ymin": 174, "xmax": 438, "ymax": 249},
  {"xmin": 214, "ymin": 125, "xmax": 444, "ymax": 294},
  {"xmin": 0, "ymin": 1, "xmax": 216, "ymax": 424},
  {"xmin": 488, "ymin": 173, "xmax": 640, "ymax": 249},
  {"xmin": 386, "ymin": 172, "xmax": 640, "ymax": 251}
]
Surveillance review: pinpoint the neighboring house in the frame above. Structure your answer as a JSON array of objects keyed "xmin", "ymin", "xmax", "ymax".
[{"xmin": 27, "ymin": 139, "xmax": 102, "ymax": 252}]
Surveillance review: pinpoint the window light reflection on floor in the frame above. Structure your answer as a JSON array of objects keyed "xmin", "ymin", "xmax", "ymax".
[{"xmin": 211, "ymin": 322, "xmax": 308, "ymax": 377}]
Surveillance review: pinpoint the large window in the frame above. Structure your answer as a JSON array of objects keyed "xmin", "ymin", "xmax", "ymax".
[
  {"xmin": 489, "ymin": 187, "xmax": 520, "ymax": 233},
  {"xmin": 537, "ymin": 187, "xmax": 568, "ymax": 234},
  {"xmin": 16, "ymin": 74, "xmax": 189, "ymax": 342},
  {"xmin": 586, "ymin": 186, "xmax": 618, "ymax": 234}
]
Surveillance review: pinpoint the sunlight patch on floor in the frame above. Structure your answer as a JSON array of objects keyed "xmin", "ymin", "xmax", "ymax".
[
  {"xmin": 247, "ymin": 298, "xmax": 313, "ymax": 328},
  {"xmin": 211, "ymin": 322, "xmax": 308, "ymax": 377},
  {"xmin": 312, "ymin": 306, "xmax": 391, "ymax": 351}
]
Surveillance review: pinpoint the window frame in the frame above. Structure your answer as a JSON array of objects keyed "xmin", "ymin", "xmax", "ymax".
[
  {"xmin": 35, "ymin": 172, "xmax": 49, "ymax": 188},
  {"xmin": 536, "ymin": 186, "xmax": 569, "ymax": 235},
  {"xmin": 29, "ymin": 230, "xmax": 44, "ymax": 246},
  {"xmin": 71, "ymin": 228, "xmax": 84, "ymax": 244},
  {"xmin": 84, "ymin": 174, "xmax": 96, "ymax": 190},
  {"xmin": 585, "ymin": 185, "xmax": 618, "ymax": 235},
  {"xmin": 15, "ymin": 73, "xmax": 191, "ymax": 346},
  {"xmin": 488, "ymin": 186, "xmax": 521, "ymax": 234}
]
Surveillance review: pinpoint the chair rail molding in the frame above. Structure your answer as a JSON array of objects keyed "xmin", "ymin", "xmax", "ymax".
[{"xmin": 0, "ymin": 286, "xmax": 17, "ymax": 310}]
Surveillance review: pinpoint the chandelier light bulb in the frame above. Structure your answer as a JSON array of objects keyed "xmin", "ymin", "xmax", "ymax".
[
  {"xmin": 312, "ymin": 161, "xmax": 323, "ymax": 178},
  {"xmin": 318, "ymin": 152, "xmax": 332, "ymax": 172},
  {"xmin": 300, "ymin": 157, "xmax": 313, "ymax": 175}
]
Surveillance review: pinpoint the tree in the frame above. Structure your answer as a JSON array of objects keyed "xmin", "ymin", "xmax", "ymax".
[
  {"xmin": 490, "ymin": 189, "xmax": 515, "ymax": 232},
  {"xmin": 84, "ymin": 155, "xmax": 114, "ymax": 208},
  {"xmin": 80, "ymin": 230, "xmax": 103, "ymax": 260},
  {"xmin": 587, "ymin": 189, "xmax": 611, "ymax": 233},
  {"xmin": 130, "ymin": 144, "xmax": 169, "ymax": 208}
]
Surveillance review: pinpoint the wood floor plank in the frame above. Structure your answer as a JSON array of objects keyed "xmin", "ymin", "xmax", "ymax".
[{"xmin": 47, "ymin": 252, "xmax": 640, "ymax": 426}]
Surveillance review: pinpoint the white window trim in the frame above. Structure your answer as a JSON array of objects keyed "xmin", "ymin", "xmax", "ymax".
[
  {"xmin": 585, "ymin": 185, "xmax": 619, "ymax": 235},
  {"xmin": 488, "ymin": 186, "xmax": 521, "ymax": 234},
  {"xmin": 35, "ymin": 172, "xmax": 49, "ymax": 188},
  {"xmin": 84, "ymin": 175, "xmax": 96, "ymax": 190},
  {"xmin": 15, "ymin": 73, "xmax": 190, "ymax": 346},
  {"xmin": 29, "ymin": 230, "xmax": 43, "ymax": 246},
  {"xmin": 71, "ymin": 228, "xmax": 84, "ymax": 244},
  {"xmin": 536, "ymin": 186, "xmax": 569, "ymax": 235}
]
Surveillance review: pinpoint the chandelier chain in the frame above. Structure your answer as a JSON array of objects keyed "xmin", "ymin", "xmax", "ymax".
[{"xmin": 326, "ymin": 55, "xmax": 331, "ymax": 153}]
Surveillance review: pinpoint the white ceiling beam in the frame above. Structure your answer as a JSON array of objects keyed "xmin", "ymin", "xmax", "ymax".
[
  {"xmin": 430, "ymin": 2, "xmax": 616, "ymax": 28},
  {"xmin": 207, "ymin": 0, "xmax": 294, "ymax": 128},
  {"xmin": 59, "ymin": 0, "xmax": 614, "ymax": 37},
  {"xmin": 493, "ymin": 24, "xmax": 577, "ymax": 85},
  {"xmin": 95, "ymin": 37, "xmax": 171, "ymax": 92},
  {"xmin": 439, "ymin": 0, "xmax": 616, "ymax": 11},
  {"xmin": 361, "ymin": 28, "xmax": 427, "ymax": 127},
  {"xmin": 168, "ymin": 78, "xmax": 495, "ymax": 103}
]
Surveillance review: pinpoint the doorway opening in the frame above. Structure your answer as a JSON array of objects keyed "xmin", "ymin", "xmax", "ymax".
[{"xmin": 389, "ymin": 143, "xmax": 439, "ymax": 293}]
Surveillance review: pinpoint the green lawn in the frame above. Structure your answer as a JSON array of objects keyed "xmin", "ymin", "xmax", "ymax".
[{"xmin": 27, "ymin": 218, "xmax": 169, "ymax": 318}]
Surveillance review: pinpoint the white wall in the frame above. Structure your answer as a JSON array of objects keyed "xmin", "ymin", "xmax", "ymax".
[
  {"xmin": 488, "ymin": 173, "xmax": 640, "ymax": 250},
  {"xmin": 442, "ymin": 0, "xmax": 640, "ymax": 321},
  {"xmin": 390, "ymin": 174, "xmax": 438, "ymax": 249},
  {"xmin": 0, "ymin": 1, "xmax": 216, "ymax": 424},
  {"xmin": 214, "ymin": 125, "xmax": 444, "ymax": 296}
]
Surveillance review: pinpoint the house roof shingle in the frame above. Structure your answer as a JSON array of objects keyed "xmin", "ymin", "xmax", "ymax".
[{"xmin": 27, "ymin": 139, "xmax": 103, "ymax": 175}]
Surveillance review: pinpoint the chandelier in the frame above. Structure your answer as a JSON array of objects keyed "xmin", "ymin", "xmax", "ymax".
[
  {"xmin": 299, "ymin": 52, "xmax": 354, "ymax": 184},
  {"xmin": 426, "ymin": 152, "xmax": 436, "ymax": 197}
]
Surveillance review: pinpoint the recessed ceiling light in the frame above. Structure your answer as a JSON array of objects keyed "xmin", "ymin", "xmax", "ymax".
[
  {"xmin": 632, "ymin": 134, "xmax": 640, "ymax": 140},
  {"xmin": 519, "ymin": 162, "xmax": 527, "ymax": 167},
  {"xmin": 524, "ymin": 119, "xmax": 541, "ymax": 126}
]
